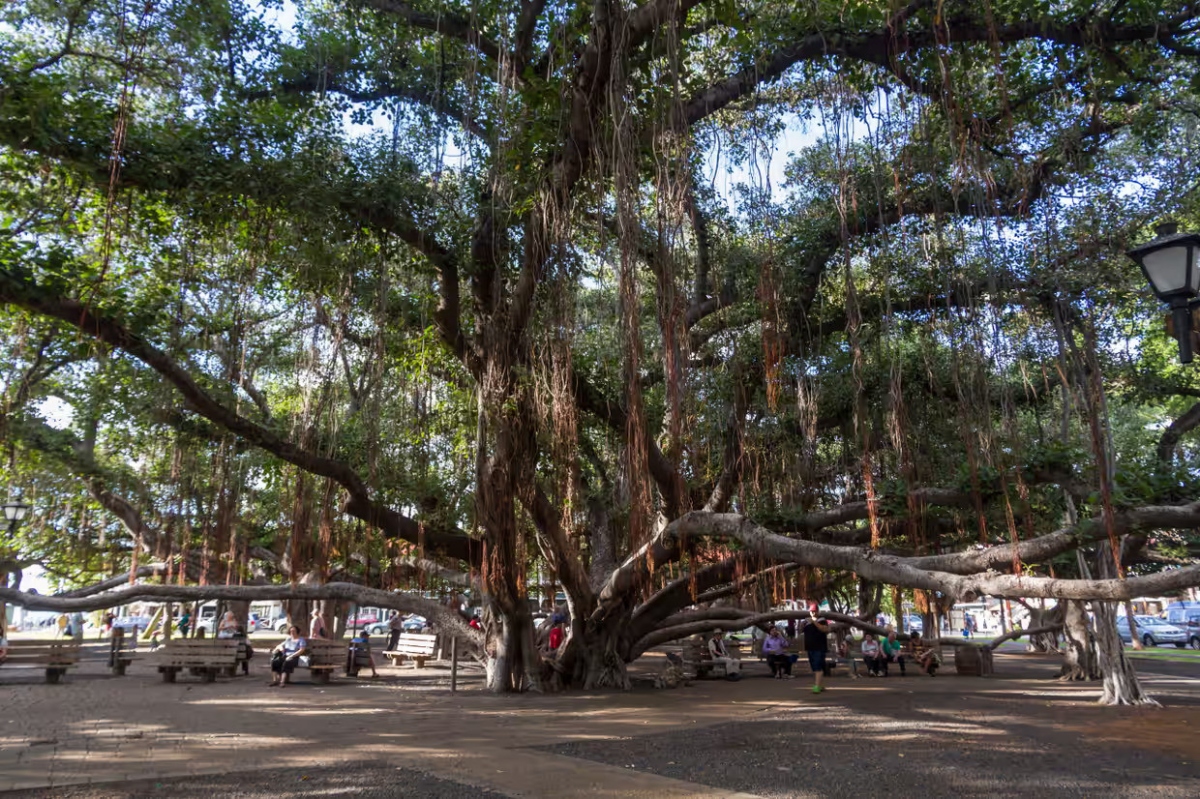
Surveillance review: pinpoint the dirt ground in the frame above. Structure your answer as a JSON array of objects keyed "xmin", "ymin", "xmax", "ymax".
[{"xmin": 0, "ymin": 641, "xmax": 1197, "ymax": 798}]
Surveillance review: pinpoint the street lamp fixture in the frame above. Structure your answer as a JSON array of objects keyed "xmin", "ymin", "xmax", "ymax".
[
  {"xmin": 3, "ymin": 501, "xmax": 30, "ymax": 531},
  {"xmin": 1127, "ymin": 221, "xmax": 1200, "ymax": 364}
]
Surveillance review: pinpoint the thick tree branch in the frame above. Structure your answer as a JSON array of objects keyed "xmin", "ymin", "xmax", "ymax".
[
  {"xmin": 0, "ymin": 265, "xmax": 478, "ymax": 564},
  {"xmin": 360, "ymin": 0, "xmax": 503, "ymax": 64},
  {"xmin": 0, "ymin": 582, "xmax": 484, "ymax": 645},
  {"xmin": 244, "ymin": 70, "xmax": 487, "ymax": 138},
  {"xmin": 660, "ymin": 511, "xmax": 1200, "ymax": 601},
  {"xmin": 683, "ymin": 17, "xmax": 1174, "ymax": 125},
  {"xmin": 1157, "ymin": 401, "xmax": 1200, "ymax": 464}
]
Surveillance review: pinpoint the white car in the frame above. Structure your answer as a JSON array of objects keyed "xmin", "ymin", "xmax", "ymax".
[{"xmin": 1116, "ymin": 615, "xmax": 1189, "ymax": 648}]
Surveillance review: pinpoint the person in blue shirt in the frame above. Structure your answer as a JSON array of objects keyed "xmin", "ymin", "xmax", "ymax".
[{"xmin": 349, "ymin": 629, "xmax": 379, "ymax": 678}]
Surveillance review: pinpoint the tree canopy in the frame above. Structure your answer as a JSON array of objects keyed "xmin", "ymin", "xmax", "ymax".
[{"xmin": 3, "ymin": 0, "xmax": 1200, "ymax": 698}]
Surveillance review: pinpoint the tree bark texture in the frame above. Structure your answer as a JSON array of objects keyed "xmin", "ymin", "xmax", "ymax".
[{"xmin": 1059, "ymin": 599, "xmax": 1099, "ymax": 681}]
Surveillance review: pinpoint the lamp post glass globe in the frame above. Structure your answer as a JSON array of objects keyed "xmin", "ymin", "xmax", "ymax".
[
  {"xmin": 1127, "ymin": 221, "xmax": 1200, "ymax": 364},
  {"xmin": 3, "ymin": 501, "xmax": 30, "ymax": 526}
]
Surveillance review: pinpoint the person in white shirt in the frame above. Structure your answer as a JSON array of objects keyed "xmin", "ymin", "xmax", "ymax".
[
  {"xmin": 860, "ymin": 632, "xmax": 883, "ymax": 676},
  {"xmin": 217, "ymin": 611, "xmax": 239, "ymax": 639},
  {"xmin": 706, "ymin": 631, "xmax": 741, "ymax": 677}
]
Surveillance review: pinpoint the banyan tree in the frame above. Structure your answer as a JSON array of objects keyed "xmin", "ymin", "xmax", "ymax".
[{"xmin": 3, "ymin": 0, "xmax": 1200, "ymax": 702}]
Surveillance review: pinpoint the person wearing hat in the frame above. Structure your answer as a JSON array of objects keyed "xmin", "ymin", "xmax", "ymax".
[{"xmin": 706, "ymin": 630, "xmax": 741, "ymax": 677}]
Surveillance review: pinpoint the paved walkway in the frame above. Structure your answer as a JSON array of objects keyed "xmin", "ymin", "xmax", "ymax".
[{"xmin": 1, "ymin": 643, "xmax": 1197, "ymax": 797}]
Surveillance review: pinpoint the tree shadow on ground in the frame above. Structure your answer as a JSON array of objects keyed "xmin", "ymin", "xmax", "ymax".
[
  {"xmin": 542, "ymin": 661, "xmax": 1200, "ymax": 799},
  {"xmin": 2, "ymin": 763, "xmax": 509, "ymax": 798}
]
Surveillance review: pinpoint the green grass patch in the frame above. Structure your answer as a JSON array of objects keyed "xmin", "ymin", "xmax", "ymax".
[{"xmin": 1125, "ymin": 647, "xmax": 1200, "ymax": 663}]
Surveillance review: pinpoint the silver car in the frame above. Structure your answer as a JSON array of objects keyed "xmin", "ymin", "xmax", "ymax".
[{"xmin": 1116, "ymin": 615, "xmax": 1189, "ymax": 648}]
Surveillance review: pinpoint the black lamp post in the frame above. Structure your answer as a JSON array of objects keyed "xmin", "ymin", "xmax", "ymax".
[
  {"xmin": 3, "ymin": 501, "xmax": 30, "ymax": 538},
  {"xmin": 1127, "ymin": 221, "xmax": 1200, "ymax": 364}
]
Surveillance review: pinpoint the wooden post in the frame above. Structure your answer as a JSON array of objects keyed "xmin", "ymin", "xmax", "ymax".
[
  {"xmin": 450, "ymin": 636, "xmax": 458, "ymax": 693},
  {"xmin": 108, "ymin": 626, "xmax": 123, "ymax": 669}
]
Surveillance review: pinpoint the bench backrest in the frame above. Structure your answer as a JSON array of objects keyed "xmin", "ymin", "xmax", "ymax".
[
  {"xmin": 390, "ymin": 632, "xmax": 437, "ymax": 655},
  {"xmin": 681, "ymin": 639, "xmax": 711, "ymax": 662},
  {"xmin": 4, "ymin": 640, "xmax": 82, "ymax": 664},
  {"xmin": 305, "ymin": 639, "xmax": 345, "ymax": 667},
  {"xmin": 156, "ymin": 639, "xmax": 239, "ymax": 664}
]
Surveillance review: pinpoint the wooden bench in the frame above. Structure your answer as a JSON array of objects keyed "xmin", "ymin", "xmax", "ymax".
[
  {"xmin": 2, "ymin": 640, "xmax": 81, "ymax": 683},
  {"xmin": 155, "ymin": 639, "xmax": 239, "ymax": 682},
  {"xmin": 383, "ymin": 632, "xmax": 438, "ymax": 668},
  {"xmin": 304, "ymin": 639, "xmax": 343, "ymax": 683},
  {"xmin": 681, "ymin": 638, "xmax": 729, "ymax": 679}
]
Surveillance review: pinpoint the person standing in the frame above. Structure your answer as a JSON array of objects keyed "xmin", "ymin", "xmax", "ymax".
[
  {"xmin": 71, "ymin": 612, "xmax": 85, "ymax": 641},
  {"xmin": 802, "ymin": 605, "xmax": 831, "ymax": 694},
  {"xmin": 763, "ymin": 627, "xmax": 793, "ymax": 679},
  {"xmin": 387, "ymin": 613, "xmax": 404, "ymax": 651},
  {"xmin": 309, "ymin": 608, "xmax": 327, "ymax": 639},
  {"xmin": 547, "ymin": 623, "xmax": 565, "ymax": 652},
  {"xmin": 178, "ymin": 608, "xmax": 191, "ymax": 638}
]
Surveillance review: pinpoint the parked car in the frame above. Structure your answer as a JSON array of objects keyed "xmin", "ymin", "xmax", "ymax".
[
  {"xmin": 902, "ymin": 614, "xmax": 924, "ymax": 634},
  {"xmin": 1163, "ymin": 602, "xmax": 1200, "ymax": 650},
  {"xmin": 402, "ymin": 615, "xmax": 427, "ymax": 632},
  {"xmin": 345, "ymin": 613, "xmax": 380, "ymax": 630},
  {"xmin": 112, "ymin": 615, "xmax": 154, "ymax": 632},
  {"xmin": 1116, "ymin": 615, "xmax": 1189, "ymax": 647},
  {"xmin": 367, "ymin": 617, "xmax": 401, "ymax": 635}
]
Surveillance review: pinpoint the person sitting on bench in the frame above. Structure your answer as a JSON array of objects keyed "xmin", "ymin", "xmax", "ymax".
[
  {"xmin": 350, "ymin": 629, "xmax": 379, "ymax": 678},
  {"xmin": 707, "ymin": 631, "xmax": 741, "ymax": 677},
  {"xmin": 881, "ymin": 628, "xmax": 906, "ymax": 676},
  {"xmin": 269, "ymin": 625, "xmax": 307, "ymax": 687},
  {"xmin": 909, "ymin": 631, "xmax": 940, "ymax": 676},
  {"xmin": 763, "ymin": 627, "xmax": 793, "ymax": 679},
  {"xmin": 861, "ymin": 632, "xmax": 883, "ymax": 676}
]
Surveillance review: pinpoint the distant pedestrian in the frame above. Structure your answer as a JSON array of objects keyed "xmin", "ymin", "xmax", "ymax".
[
  {"xmin": 387, "ymin": 613, "xmax": 404, "ymax": 651},
  {"xmin": 56, "ymin": 614, "xmax": 68, "ymax": 638},
  {"xmin": 101, "ymin": 612, "xmax": 115, "ymax": 639},
  {"xmin": 310, "ymin": 608, "xmax": 328, "ymax": 639},
  {"xmin": 178, "ymin": 609, "xmax": 191, "ymax": 638}
]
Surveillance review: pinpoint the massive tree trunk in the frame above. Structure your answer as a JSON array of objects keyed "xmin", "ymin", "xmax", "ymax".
[
  {"xmin": 1093, "ymin": 600, "xmax": 1156, "ymax": 705},
  {"xmin": 1093, "ymin": 550, "xmax": 1156, "ymax": 705},
  {"xmin": 1059, "ymin": 599, "xmax": 1099, "ymax": 681},
  {"xmin": 572, "ymin": 618, "xmax": 633, "ymax": 690},
  {"xmin": 476, "ymin": 341, "xmax": 543, "ymax": 693}
]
